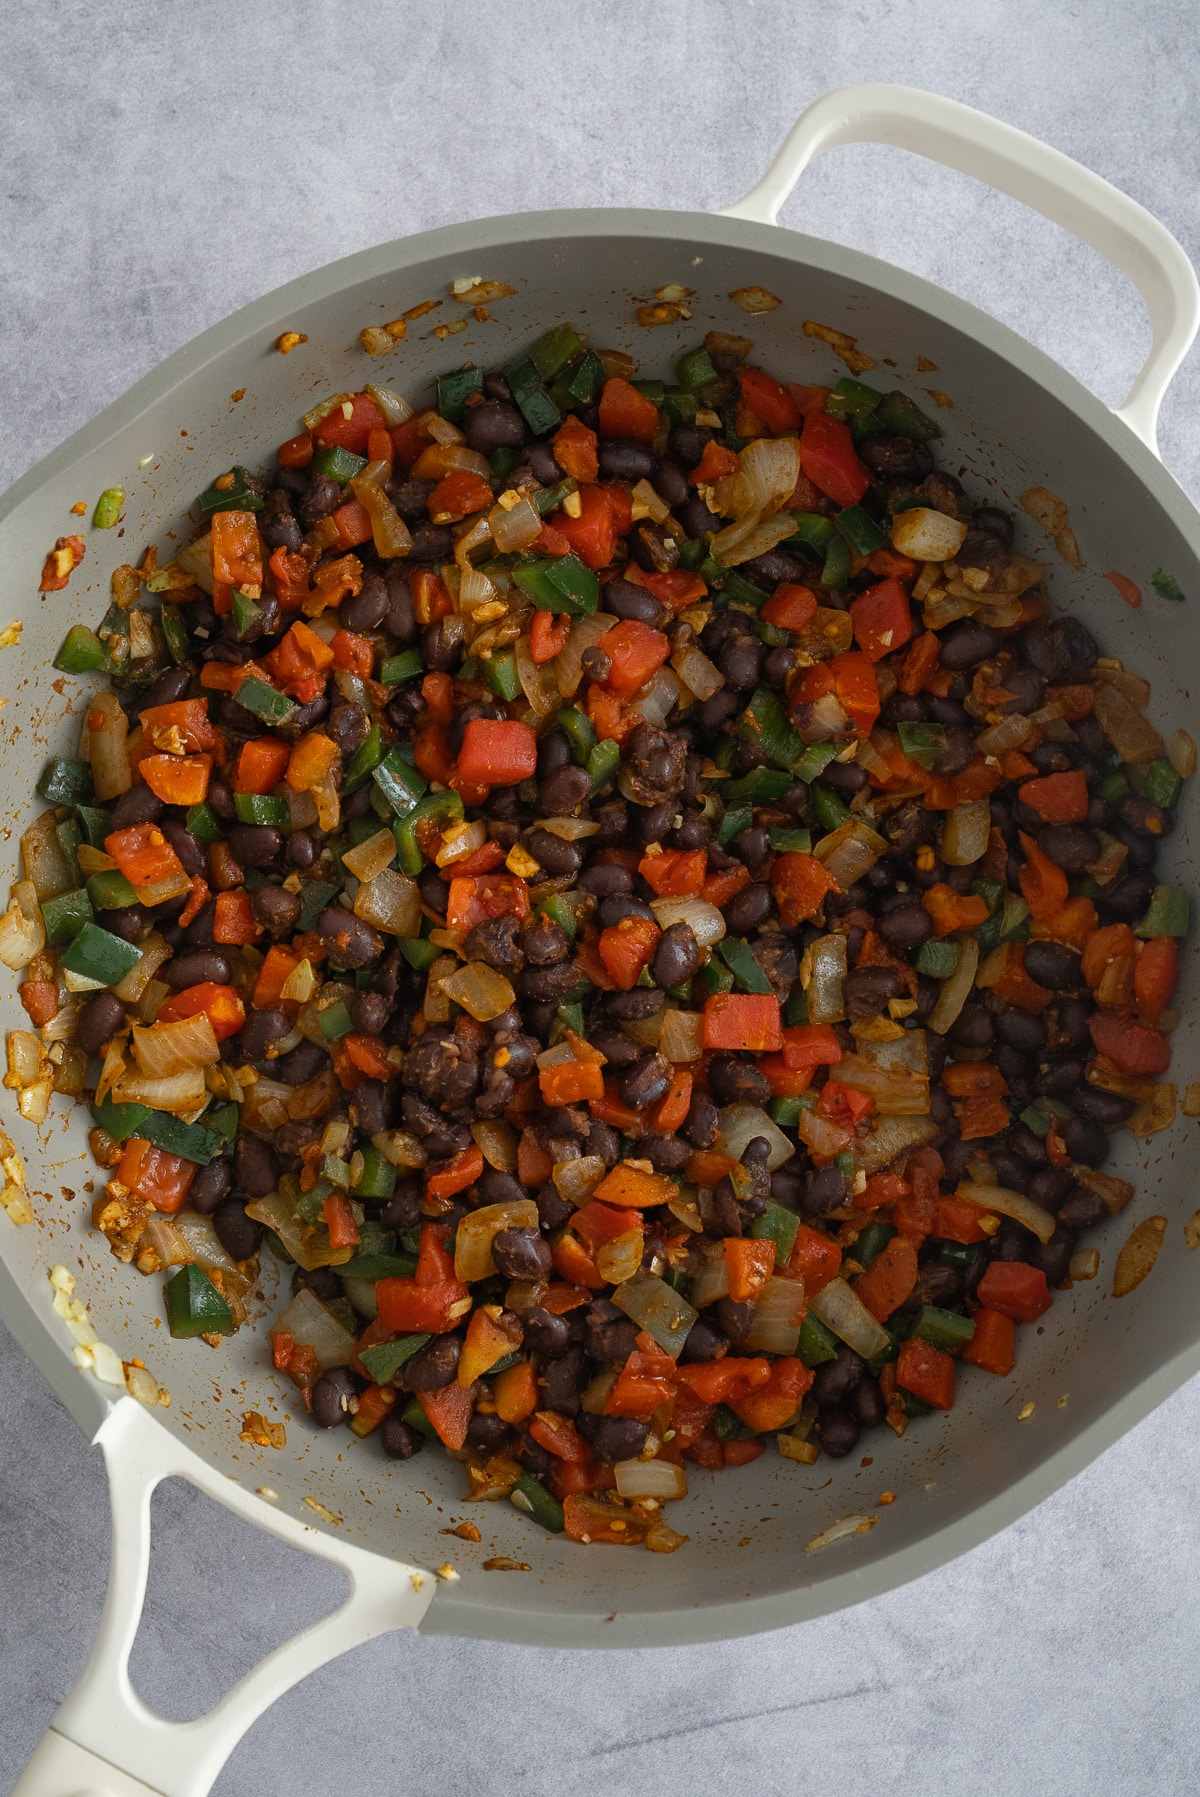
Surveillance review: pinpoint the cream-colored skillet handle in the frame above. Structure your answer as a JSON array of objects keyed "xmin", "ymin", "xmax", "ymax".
[
  {"xmin": 719, "ymin": 83, "xmax": 1200, "ymax": 455},
  {"xmin": 12, "ymin": 1396, "xmax": 435, "ymax": 1797}
]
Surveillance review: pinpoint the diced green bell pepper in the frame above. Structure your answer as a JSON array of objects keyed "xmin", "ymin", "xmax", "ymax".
[
  {"xmin": 1019, "ymin": 1104, "xmax": 1051, "ymax": 1139},
  {"xmin": 398, "ymin": 935, "xmax": 440, "ymax": 970},
  {"xmin": 786, "ymin": 512, "xmax": 837, "ymax": 556},
  {"xmin": 557, "ymin": 706, "xmax": 597, "ymax": 765},
  {"xmin": 483, "ymin": 651, "xmax": 522, "ymax": 702},
  {"xmin": 910, "ymin": 1306, "xmax": 976, "ymax": 1354},
  {"xmin": 235, "ymin": 793, "xmax": 289, "ymax": 826},
  {"xmin": 352, "ymin": 1144, "xmax": 398, "ymax": 1200},
  {"xmin": 86, "ymin": 869, "xmax": 138, "ymax": 912},
  {"xmin": 718, "ymin": 937, "xmax": 773, "ymax": 994},
  {"xmin": 489, "ymin": 446, "xmax": 523, "ymax": 482},
  {"xmin": 53, "ymin": 624, "xmax": 108, "ymax": 674},
  {"xmin": 721, "ymin": 766, "xmax": 794, "ymax": 807},
  {"xmin": 712, "ymin": 1403, "xmax": 757, "ymax": 1442},
  {"xmin": 311, "ymin": 445, "xmax": 366, "ymax": 485},
  {"xmin": 540, "ymin": 893, "xmax": 578, "ymax": 939},
  {"xmin": 835, "ymin": 504, "xmax": 887, "ymax": 556},
  {"xmin": 697, "ymin": 959, "xmax": 734, "ymax": 997},
  {"xmin": 359, "ymin": 1334, "xmax": 431, "ymax": 1384},
  {"xmin": 507, "ymin": 359, "xmax": 561, "ymax": 435},
  {"xmin": 196, "ymin": 466, "xmax": 263, "ymax": 515},
  {"xmin": 783, "ymin": 986, "xmax": 810, "ymax": 1026},
  {"xmin": 394, "ymin": 791, "xmax": 464, "ymax": 875},
  {"xmin": 533, "ymin": 477, "xmax": 578, "ymax": 517},
  {"xmin": 512, "ymin": 553, "xmax": 599, "ymax": 616},
  {"xmin": 825, "ymin": 377, "xmax": 884, "ymax": 421},
  {"xmin": 41, "ymin": 888, "xmax": 93, "ymax": 945},
  {"xmin": 1136, "ymin": 884, "xmax": 1189, "ymax": 938},
  {"xmin": 90, "ymin": 1095, "xmax": 225, "ymax": 1162},
  {"xmin": 75, "ymin": 805, "xmax": 113, "ymax": 847},
  {"xmin": 184, "ymin": 801, "xmax": 223, "ymax": 845},
  {"xmin": 235, "ymin": 676, "xmax": 297, "ymax": 726},
  {"xmin": 1097, "ymin": 769, "xmax": 1131, "ymax": 803},
  {"xmin": 56, "ymin": 818, "xmax": 84, "ymax": 887},
  {"xmin": 37, "ymin": 757, "xmax": 94, "ymax": 805},
  {"xmin": 897, "ymin": 722, "xmax": 947, "ymax": 770},
  {"xmin": 551, "ymin": 348, "xmax": 604, "ymax": 408},
  {"xmin": 716, "ymin": 803, "xmax": 752, "ymax": 848},
  {"xmin": 228, "ymin": 589, "xmax": 262, "ymax": 641},
  {"xmin": 912, "ymin": 937, "xmax": 959, "ymax": 978},
  {"xmin": 767, "ymin": 1095, "xmax": 807, "ymax": 1127},
  {"xmin": 872, "ymin": 391, "xmax": 942, "ymax": 441},
  {"xmin": 820, "ymin": 534, "xmax": 850, "ymax": 590},
  {"xmin": 510, "ymin": 1470, "xmax": 565, "ymax": 1533},
  {"xmin": 92, "ymin": 486, "xmax": 125, "ymax": 529},
  {"xmin": 798, "ymin": 1313, "xmax": 841, "ymax": 1368},
  {"xmin": 738, "ymin": 688, "xmax": 805, "ymax": 772},
  {"xmin": 676, "ymin": 346, "xmax": 718, "ymax": 391},
  {"xmin": 1141, "ymin": 757, "xmax": 1184, "ymax": 809},
  {"xmin": 811, "ymin": 783, "xmax": 852, "ymax": 831},
  {"xmin": 318, "ymin": 1001, "xmax": 354, "ymax": 1041},
  {"xmin": 1151, "ymin": 568, "xmax": 1185, "ymax": 601},
  {"xmin": 792, "ymin": 741, "xmax": 839, "ymax": 785},
  {"xmin": 290, "ymin": 880, "xmax": 336, "ymax": 933},
  {"xmin": 853, "ymin": 1221, "xmax": 895, "ymax": 1269},
  {"xmin": 343, "ymin": 721, "xmax": 384, "ymax": 794},
  {"xmin": 165, "ymin": 1263, "xmax": 234, "ymax": 1338},
  {"xmin": 751, "ymin": 1200, "xmax": 801, "ymax": 1264},
  {"xmin": 380, "ymin": 649, "xmax": 424, "ymax": 685},
  {"xmin": 436, "ymin": 366, "xmax": 484, "ymax": 422},
  {"xmin": 400, "ymin": 1396, "xmax": 438, "ymax": 1438},
  {"xmin": 528, "ymin": 324, "xmax": 585, "ymax": 382},
  {"xmin": 62, "ymin": 922, "xmax": 141, "ymax": 987},
  {"xmin": 586, "ymin": 738, "xmax": 621, "ymax": 793},
  {"xmin": 158, "ymin": 602, "xmax": 190, "ymax": 665},
  {"xmin": 372, "ymin": 745, "xmax": 428, "ymax": 817},
  {"xmin": 769, "ymin": 826, "xmax": 812, "ymax": 853}
]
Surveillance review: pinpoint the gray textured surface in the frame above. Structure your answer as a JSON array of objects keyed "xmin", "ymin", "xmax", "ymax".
[{"xmin": 2, "ymin": 2, "xmax": 1200, "ymax": 1792}]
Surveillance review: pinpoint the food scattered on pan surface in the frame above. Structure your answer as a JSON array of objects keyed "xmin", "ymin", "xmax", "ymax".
[{"xmin": 7, "ymin": 312, "xmax": 1191, "ymax": 1551}]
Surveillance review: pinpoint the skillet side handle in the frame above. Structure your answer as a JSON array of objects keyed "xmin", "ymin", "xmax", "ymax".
[
  {"xmin": 11, "ymin": 1396, "xmax": 436, "ymax": 1797},
  {"xmin": 720, "ymin": 83, "xmax": 1200, "ymax": 456}
]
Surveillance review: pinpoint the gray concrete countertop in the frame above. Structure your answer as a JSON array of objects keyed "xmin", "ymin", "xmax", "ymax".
[{"xmin": 2, "ymin": 3, "xmax": 1199, "ymax": 1792}]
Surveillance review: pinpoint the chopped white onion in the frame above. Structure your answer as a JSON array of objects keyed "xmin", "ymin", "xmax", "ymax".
[
  {"xmin": 745, "ymin": 1276, "xmax": 807, "ymax": 1354},
  {"xmin": 0, "ymin": 882, "xmax": 45, "ymax": 970},
  {"xmin": 975, "ymin": 713, "xmax": 1033, "ymax": 757},
  {"xmin": 928, "ymin": 936, "xmax": 979, "ymax": 1036},
  {"xmin": 957, "ymin": 1181, "xmax": 1055, "ymax": 1243},
  {"xmin": 814, "ymin": 818, "xmax": 887, "ymax": 889},
  {"xmin": 514, "ymin": 634, "xmax": 558, "ymax": 715},
  {"xmin": 438, "ymin": 961, "xmax": 516, "ymax": 1023},
  {"xmin": 353, "ymin": 868, "xmax": 421, "ymax": 937},
  {"xmin": 649, "ymin": 896, "xmax": 725, "ymax": 949},
  {"xmin": 342, "ymin": 828, "xmax": 399, "ymax": 882},
  {"xmin": 809, "ymin": 1277, "xmax": 891, "ymax": 1359},
  {"xmin": 597, "ymin": 1227, "xmax": 645, "ymax": 1284},
  {"xmin": 688, "ymin": 1244, "xmax": 730, "ymax": 1305},
  {"xmin": 365, "ymin": 383, "xmax": 414, "ymax": 427},
  {"xmin": 853, "ymin": 1114, "xmax": 939, "ymax": 1175},
  {"xmin": 711, "ymin": 508, "xmax": 799, "ymax": 568},
  {"xmin": 130, "ymin": 1013, "xmax": 219, "ymax": 1078},
  {"xmin": 22, "ymin": 813, "xmax": 76, "ymax": 901},
  {"xmin": 658, "ymin": 1008, "xmax": 705, "ymax": 1063},
  {"xmin": 112, "ymin": 1065, "xmax": 208, "ymax": 1113},
  {"xmin": 834, "ymin": 1052, "xmax": 929, "ymax": 1116},
  {"xmin": 490, "ymin": 494, "xmax": 543, "ymax": 553},
  {"xmin": 805, "ymin": 934, "xmax": 847, "ymax": 1024},
  {"xmin": 86, "ymin": 691, "xmax": 134, "ymax": 802},
  {"xmin": 717, "ymin": 1104, "xmax": 794, "ymax": 1171},
  {"xmin": 269, "ymin": 1288, "xmax": 357, "ymax": 1369},
  {"xmin": 435, "ymin": 819, "xmax": 488, "ymax": 867},
  {"xmin": 614, "ymin": 1457, "xmax": 688, "ymax": 1501},
  {"xmin": 612, "ymin": 1271, "xmax": 697, "ymax": 1358},
  {"xmin": 940, "ymin": 799, "xmax": 991, "ymax": 866},
  {"xmin": 635, "ymin": 666, "xmax": 683, "ymax": 728},
  {"xmin": 890, "ymin": 507, "xmax": 968, "ymax": 562},
  {"xmin": 551, "ymin": 613, "xmax": 616, "ymax": 698},
  {"xmin": 670, "ymin": 641, "xmax": 725, "ymax": 702},
  {"xmin": 454, "ymin": 1197, "xmax": 540, "ymax": 1280},
  {"xmin": 552, "ymin": 1155, "xmax": 605, "ymax": 1206}
]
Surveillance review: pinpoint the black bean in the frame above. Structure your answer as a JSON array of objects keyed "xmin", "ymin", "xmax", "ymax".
[
  {"xmin": 715, "ymin": 1297, "xmax": 752, "ymax": 1344},
  {"xmin": 604, "ymin": 987, "xmax": 664, "ymax": 1021},
  {"xmin": 1036, "ymin": 1057, "xmax": 1085, "ymax": 1098},
  {"xmin": 1062, "ymin": 1114, "xmax": 1109, "ymax": 1166},
  {"xmin": 939, "ymin": 623, "xmax": 1002, "ymax": 670},
  {"xmin": 188, "ymin": 1157, "xmax": 232, "ymax": 1215},
  {"xmin": 522, "ymin": 916, "xmax": 571, "ymax": 966},
  {"xmin": 156, "ymin": 822, "xmax": 207, "ymax": 881},
  {"xmin": 1058, "ymin": 1186, "xmax": 1106, "ymax": 1230},
  {"xmin": 1036, "ymin": 825, "xmax": 1099, "ymax": 871},
  {"xmin": 326, "ymin": 702, "xmax": 368, "ymax": 758},
  {"xmin": 310, "ymin": 1366, "xmax": 359, "ymax": 1428},
  {"xmin": 491, "ymin": 1228, "xmax": 553, "ymax": 1281},
  {"xmin": 238, "ymin": 1006, "xmax": 290, "ymax": 1062},
  {"xmin": 625, "ymin": 722, "xmax": 687, "ymax": 798},
  {"xmin": 585, "ymin": 1300, "xmax": 639, "ymax": 1364},
  {"xmin": 651, "ymin": 921, "xmax": 701, "ymax": 989},
  {"xmin": 299, "ymin": 473, "xmax": 343, "ymax": 528},
  {"xmin": 520, "ymin": 960, "xmax": 581, "ymax": 1002},
  {"xmin": 620, "ymin": 1051, "xmax": 672, "ymax": 1110},
  {"xmin": 683, "ymin": 1091, "xmax": 718, "ymax": 1148},
  {"xmin": 380, "ymin": 1179, "xmax": 422, "ymax": 1233},
  {"xmin": 317, "ymin": 906, "xmax": 383, "ymax": 969},
  {"xmin": 1074, "ymin": 1085, "xmax": 1135, "ymax": 1128},
  {"xmin": 912, "ymin": 1261, "xmax": 963, "ymax": 1306},
  {"xmin": 811, "ymin": 1346, "xmax": 865, "ymax": 1407},
  {"xmin": 109, "ymin": 786, "xmax": 163, "ymax": 830},
  {"xmin": 949, "ymin": 1002, "xmax": 994, "ymax": 1049},
  {"xmin": 286, "ymin": 831, "xmax": 316, "ymax": 871},
  {"xmin": 803, "ymin": 1163, "xmax": 846, "ymax": 1219},
  {"xmin": 377, "ymin": 1413, "xmax": 424, "ymax": 1459},
  {"xmin": 581, "ymin": 1415, "xmax": 649, "ymax": 1461},
  {"xmin": 538, "ymin": 1345, "xmax": 584, "ymax": 1415},
  {"xmin": 598, "ymin": 438, "xmax": 655, "ymax": 480},
  {"xmin": 464, "ymin": 401, "xmax": 525, "ymax": 455},
  {"xmin": 525, "ymin": 828, "xmax": 582, "ymax": 878},
  {"xmin": 815, "ymin": 1407, "xmax": 860, "ymax": 1457},
  {"xmin": 597, "ymin": 896, "xmax": 655, "ymax": 931},
  {"xmin": 721, "ymin": 883, "xmax": 772, "ymax": 936},
  {"xmin": 409, "ymin": 523, "xmax": 454, "ymax": 561},
  {"xmin": 1021, "ymin": 940, "xmax": 1080, "ymax": 990},
  {"xmin": 101, "ymin": 904, "xmax": 147, "ymax": 945},
  {"xmin": 640, "ymin": 1133, "xmax": 691, "ymax": 1172},
  {"xmin": 1021, "ymin": 617, "xmax": 1098, "ymax": 681},
  {"xmin": 849, "ymin": 1375, "xmax": 887, "ymax": 1429},
  {"xmin": 708, "ymin": 1055, "xmax": 771, "ymax": 1107},
  {"xmin": 653, "ymin": 454, "xmax": 689, "ymax": 509},
  {"xmin": 248, "ymin": 884, "xmax": 299, "ymax": 936},
  {"xmin": 75, "ymin": 991, "xmax": 126, "ymax": 1055},
  {"xmin": 465, "ymin": 1414, "xmax": 513, "ymax": 1453},
  {"xmin": 232, "ymin": 1133, "xmax": 278, "ymax": 1198},
  {"xmin": 226, "ymin": 824, "xmax": 282, "ymax": 869},
  {"xmin": 212, "ymin": 1197, "xmax": 264, "ymax": 1262},
  {"xmin": 163, "ymin": 951, "xmax": 231, "ymax": 990},
  {"xmin": 844, "ymin": 966, "xmax": 904, "ymax": 1020},
  {"xmin": 860, "ymin": 431, "xmax": 933, "ymax": 481},
  {"xmin": 603, "ymin": 577, "xmax": 667, "ymax": 626},
  {"xmin": 719, "ymin": 635, "xmax": 763, "ymax": 692},
  {"xmin": 522, "ymin": 1306, "xmax": 571, "ymax": 1357},
  {"xmin": 382, "ymin": 568, "xmax": 417, "ymax": 644},
  {"xmin": 404, "ymin": 1335, "xmax": 461, "ymax": 1393},
  {"xmin": 1033, "ymin": 1228, "xmax": 1075, "ymax": 1288},
  {"xmin": 631, "ymin": 521, "xmax": 680, "ymax": 574},
  {"xmin": 994, "ymin": 1009, "xmax": 1047, "ymax": 1052},
  {"xmin": 274, "ymin": 1038, "xmax": 327, "ymax": 1085},
  {"xmin": 578, "ymin": 863, "xmax": 633, "ymax": 899},
  {"xmin": 877, "ymin": 903, "xmax": 932, "ymax": 953}
]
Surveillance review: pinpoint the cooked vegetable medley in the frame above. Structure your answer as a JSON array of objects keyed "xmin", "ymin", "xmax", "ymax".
[{"xmin": 13, "ymin": 320, "xmax": 1189, "ymax": 1551}]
